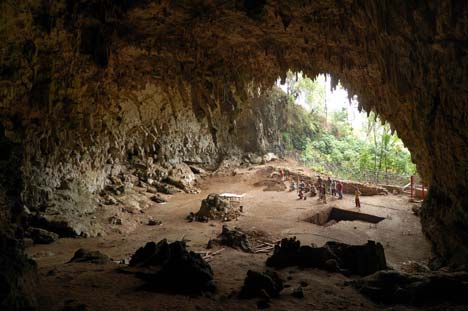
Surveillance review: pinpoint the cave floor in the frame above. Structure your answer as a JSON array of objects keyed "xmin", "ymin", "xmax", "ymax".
[{"xmin": 26, "ymin": 163, "xmax": 457, "ymax": 311}]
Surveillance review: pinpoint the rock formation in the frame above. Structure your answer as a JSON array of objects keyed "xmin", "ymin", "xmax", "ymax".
[{"xmin": 0, "ymin": 1, "xmax": 468, "ymax": 309}]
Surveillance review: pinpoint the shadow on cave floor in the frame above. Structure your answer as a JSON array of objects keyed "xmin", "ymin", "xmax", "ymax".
[{"xmin": 25, "ymin": 161, "xmax": 440, "ymax": 311}]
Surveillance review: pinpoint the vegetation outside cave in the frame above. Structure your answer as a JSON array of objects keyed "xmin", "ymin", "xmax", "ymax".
[{"xmin": 277, "ymin": 71, "xmax": 417, "ymax": 185}]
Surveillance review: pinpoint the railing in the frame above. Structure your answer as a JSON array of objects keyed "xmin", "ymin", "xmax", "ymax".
[{"xmin": 282, "ymin": 151, "xmax": 418, "ymax": 186}]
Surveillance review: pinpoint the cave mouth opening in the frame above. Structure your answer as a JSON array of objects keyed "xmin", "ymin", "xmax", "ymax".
[{"xmin": 275, "ymin": 71, "xmax": 419, "ymax": 187}]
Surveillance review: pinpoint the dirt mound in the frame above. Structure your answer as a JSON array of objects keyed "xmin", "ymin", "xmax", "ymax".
[
  {"xmin": 275, "ymin": 166, "xmax": 388, "ymax": 196},
  {"xmin": 128, "ymin": 239, "xmax": 215, "ymax": 294},
  {"xmin": 266, "ymin": 237, "xmax": 387, "ymax": 276},
  {"xmin": 192, "ymin": 193, "xmax": 241, "ymax": 221},
  {"xmin": 253, "ymin": 179, "xmax": 286, "ymax": 191}
]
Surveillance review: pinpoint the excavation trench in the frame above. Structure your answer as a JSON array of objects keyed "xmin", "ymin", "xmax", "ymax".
[{"xmin": 306, "ymin": 207, "xmax": 385, "ymax": 226}]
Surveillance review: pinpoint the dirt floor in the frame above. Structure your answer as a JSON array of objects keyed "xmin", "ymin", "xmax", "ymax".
[{"xmin": 26, "ymin": 161, "xmax": 454, "ymax": 311}]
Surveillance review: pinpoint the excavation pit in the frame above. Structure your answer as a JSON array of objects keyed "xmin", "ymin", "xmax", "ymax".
[{"xmin": 306, "ymin": 207, "xmax": 385, "ymax": 226}]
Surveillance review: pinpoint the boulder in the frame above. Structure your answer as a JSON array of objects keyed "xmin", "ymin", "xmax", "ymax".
[
  {"xmin": 216, "ymin": 225, "xmax": 252, "ymax": 252},
  {"xmin": 129, "ymin": 240, "xmax": 215, "ymax": 294},
  {"xmin": 152, "ymin": 181, "xmax": 180, "ymax": 195},
  {"xmin": 68, "ymin": 249, "xmax": 110, "ymax": 264},
  {"xmin": 189, "ymin": 165, "xmax": 207, "ymax": 175},
  {"xmin": 25, "ymin": 227, "xmax": 59, "ymax": 244},
  {"xmin": 350, "ymin": 270, "xmax": 468, "ymax": 306},
  {"xmin": 150, "ymin": 195, "xmax": 167, "ymax": 204},
  {"xmin": 0, "ymin": 234, "xmax": 38, "ymax": 310},
  {"xmin": 266, "ymin": 238, "xmax": 387, "ymax": 276},
  {"xmin": 167, "ymin": 163, "xmax": 197, "ymax": 192},
  {"xmin": 195, "ymin": 193, "xmax": 240, "ymax": 221},
  {"xmin": 239, "ymin": 270, "xmax": 284, "ymax": 299}
]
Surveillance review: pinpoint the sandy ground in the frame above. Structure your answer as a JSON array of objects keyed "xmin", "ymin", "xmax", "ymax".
[{"xmin": 26, "ymin": 162, "xmax": 449, "ymax": 311}]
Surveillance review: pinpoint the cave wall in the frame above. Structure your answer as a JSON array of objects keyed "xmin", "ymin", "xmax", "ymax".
[{"xmin": 1, "ymin": 1, "xmax": 468, "ymax": 307}]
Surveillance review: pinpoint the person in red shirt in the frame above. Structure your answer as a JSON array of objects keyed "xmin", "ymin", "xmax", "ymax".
[{"xmin": 336, "ymin": 181, "xmax": 343, "ymax": 199}]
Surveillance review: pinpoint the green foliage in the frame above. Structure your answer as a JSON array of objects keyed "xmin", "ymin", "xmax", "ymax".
[
  {"xmin": 273, "ymin": 84, "xmax": 321, "ymax": 151},
  {"xmin": 278, "ymin": 73, "xmax": 416, "ymax": 184}
]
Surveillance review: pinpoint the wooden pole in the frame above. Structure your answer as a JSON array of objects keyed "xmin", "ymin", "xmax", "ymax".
[{"xmin": 410, "ymin": 175, "xmax": 414, "ymax": 199}]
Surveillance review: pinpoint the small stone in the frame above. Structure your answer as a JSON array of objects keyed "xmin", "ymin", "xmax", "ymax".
[
  {"xmin": 325, "ymin": 259, "xmax": 339, "ymax": 272},
  {"xmin": 147, "ymin": 217, "xmax": 162, "ymax": 226},
  {"xmin": 108, "ymin": 216, "xmax": 122, "ymax": 225},
  {"xmin": 291, "ymin": 286, "xmax": 304, "ymax": 299},
  {"xmin": 300, "ymin": 280, "xmax": 308, "ymax": 287},
  {"xmin": 150, "ymin": 195, "xmax": 167, "ymax": 204}
]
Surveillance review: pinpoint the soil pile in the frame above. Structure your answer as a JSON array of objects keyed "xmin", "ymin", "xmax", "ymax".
[{"xmin": 193, "ymin": 193, "xmax": 241, "ymax": 221}]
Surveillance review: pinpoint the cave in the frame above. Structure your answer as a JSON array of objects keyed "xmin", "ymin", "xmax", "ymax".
[{"xmin": 1, "ymin": 1, "xmax": 467, "ymax": 310}]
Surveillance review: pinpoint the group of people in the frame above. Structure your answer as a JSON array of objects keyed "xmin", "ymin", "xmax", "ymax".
[
  {"xmin": 289, "ymin": 174, "xmax": 361, "ymax": 208},
  {"xmin": 291, "ymin": 179, "xmax": 316, "ymax": 200},
  {"xmin": 316, "ymin": 176, "xmax": 343, "ymax": 203}
]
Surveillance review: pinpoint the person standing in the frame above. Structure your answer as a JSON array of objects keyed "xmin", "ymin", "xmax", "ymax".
[
  {"xmin": 355, "ymin": 187, "xmax": 361, "ymax": 208},
  {"xmin": 326, "ymin": 177, "xmax": 332, "ymax": 194},
  {"xmin": 331, "ymin": 180, "xmax": 337, "ymax": 197},
  {"xmin": 337, "ymin": 181, "xmax": 343, "ymax": 199},
  {"xmin": 322, "ymin": 185, "xmax": 327, "ymax": 203}
]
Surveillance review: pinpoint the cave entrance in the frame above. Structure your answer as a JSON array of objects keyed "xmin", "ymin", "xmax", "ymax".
[{"xmin": 276, "ymin": 71, "xmax": 418, "ymax": 189}]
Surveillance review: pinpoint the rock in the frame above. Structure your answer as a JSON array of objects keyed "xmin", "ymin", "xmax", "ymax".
[
  {"xmin": 216, "ymin": 225, "xmax": 252, "ymax": 252},
  {"xmin": 166, "ymin": 163, "xmax": 197, "ymax": 192},
  {"xmin": 150, "ymin": 195, "xmax": 167, "ymax": 204},
  {"xmin": 108, "ymin": 215, "xmax": 122, "ymax": 225},
  {"xmin": 186, "ymin": 212, "xmax": 209, "ymax": 223},
  {"xmin": 351, "ymin": 270, "xmax": 468, "ymax": 306},
  {"xmin": 412, "ymin": 204, "xmax": 421, "ymax": 216},
  {"xmin": 31, "ymin": 214, "xmax": 85, "ymax": 237},
  {"xmin": 25, "ymin": 227, "xmax": 59, "ymax": 244},
  {"xmin": 400, "ymin": 261, "xmax": 430, "ymax": 273},
  {"xmin": 189, "ymin": 165, "xmax": 207, "ymax": 175},
  {"xmin": 152, "ymin": 181, "xmax": 180, "ymax": 195},
  {"xmin": 239, "ymin": 270, "xmax": 284, "ymax": 299},
  {"xmin": 266, "ymin": 238, "xmax": 387, "ymax": 276},
  {"xmin": 291, "ymin": 286, "xmax": 304, "ymax": 298},
  {"xmin": 103, "ymin": 194, "xmax": 118, "ymax": 205},
  {"xmin": 262, "ymin": 153, "xmax": 278, "ymax": 162},
  {"xmin": 121, "ymin": 198, "xmax": 141, "ymax": 213},
  {"xmin": 68, "ymin": 249, "xmax": 110, "ymax": 264},
  {"xmin": 129, "ymin": 240, "xmax": 215, "ymax": 294},
  {"xmin": 147, "ymin": 217, "xmax": 162, "ymax": 226},
  {"xmin": 0, "ymin": 234, "xmax": 38, "ymax": 310},
  {"xmin": 194, "ymin": 193, "xmax": 240, "ymax": 221},
  {"xmin": 244, "ymin": 153, "xmax": 263, "ymax": 165}
]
